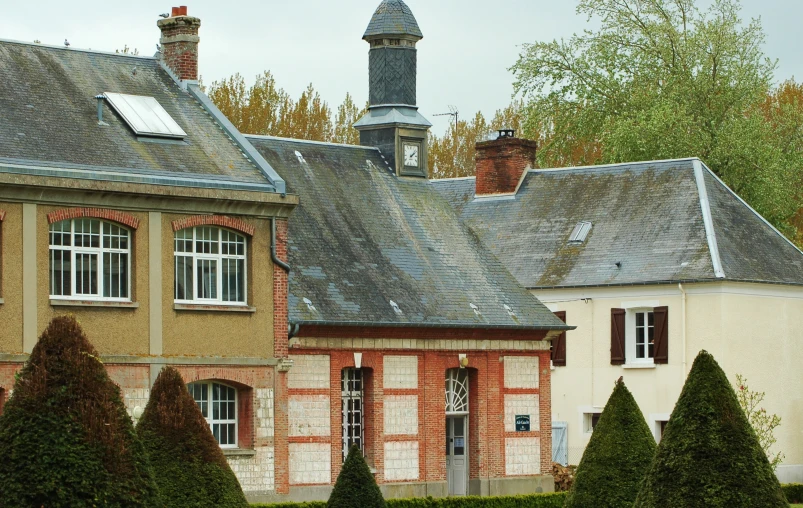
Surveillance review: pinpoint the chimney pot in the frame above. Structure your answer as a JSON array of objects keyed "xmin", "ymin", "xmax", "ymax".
[
  {"xmin": 179, "ymin": 5, "xmax": 187, "ymax": 15},
  {"xmin": 171, "ymin": 6, "xmax": 179, "ymax": 16},
  {"xmin": 474, "ymin": 134, "xmax": 537, "ymax": 195}
]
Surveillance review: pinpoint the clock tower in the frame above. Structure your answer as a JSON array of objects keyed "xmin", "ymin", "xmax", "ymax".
[{"xmin": 354, "ymin": 0, "xmax": 431, "ymax": 178}]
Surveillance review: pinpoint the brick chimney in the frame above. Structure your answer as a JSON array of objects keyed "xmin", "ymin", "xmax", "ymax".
[
  {"xmin": 474, "ymin": 130, "xmax": 537, "ymax": 195},
  {"xmin": 157, "ymin": 6, "xmax": 201, "ymax": 82}
]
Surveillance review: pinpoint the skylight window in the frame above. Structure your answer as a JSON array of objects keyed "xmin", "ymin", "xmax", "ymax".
[
  {"xmin": 569, "ymin": 221, "xmax": 593, "ymax": 244},
  {"xmin": 103, "ymin": 92, "xmax": 186, "ymax": 139}
]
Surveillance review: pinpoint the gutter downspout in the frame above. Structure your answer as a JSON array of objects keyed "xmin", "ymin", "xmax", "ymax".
[
  {"xmin": 678, "ymin": 283, "xmax": 687, "ymax": 377},
  {"xmin": 271, "ymin": 217, "xmax": 290, "ymax": 273}
]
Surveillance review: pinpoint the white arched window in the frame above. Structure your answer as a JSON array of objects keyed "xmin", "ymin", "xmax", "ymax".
[
  {"xmin": 188, "ymin": 381, "xmax": 238, "ymax": 448},
  {"xmin": 174, "ymin": 227, "xmax": 247, "ymax": 304},
  {"xmin": 49, "ymin": 219, "xmax": 130, "ymax": 300}
]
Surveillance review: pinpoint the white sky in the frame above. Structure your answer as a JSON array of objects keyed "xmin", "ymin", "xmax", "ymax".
[{"xmin": 2, "ymin": 0, "xmax": 801, "ymax": 135}]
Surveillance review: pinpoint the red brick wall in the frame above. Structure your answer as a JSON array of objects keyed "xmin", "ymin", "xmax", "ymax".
[
  {"xmin": 171, "ymin": 215, "xmax": 255, "ymax": 236},
  {"xmin": 157, "ymin": 14, "xmax": 201, "ymax": 82},
  {"xmin": 294, "ymin": 345, "xmax": 553, "ymax": 487},
  {"xmin": 474, "ymin": 137, "xmax": 537, "ymax": 195},
  {"xmin": 46, "ymin": 207, "xmax": 140, "ymax": 229}
]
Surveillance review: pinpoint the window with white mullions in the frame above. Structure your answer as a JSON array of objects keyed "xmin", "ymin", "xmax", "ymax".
[
  {"xmin": 445, "ymin": 369, "xmax": 469, "ymax": 415},
  {"xmin": 188, "ymin": 381, "xmax": 238, "ymax": 448},
  {"xmin": 635, "ymin": 311, "xmax": 655, "ymax": 360},
  {"xmin": 174, "ymin": 226, "xmax": 247, "ymax": 304},
  {"xmin": 342, "ymin": 368, "xmax": 364, "ymax": 459},
  {"xmin": 49, "ymin": 219, "xmax": 130, "ymax": 300}
]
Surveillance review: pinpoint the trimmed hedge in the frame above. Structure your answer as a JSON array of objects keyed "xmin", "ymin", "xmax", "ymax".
[
  {"xmin": 634, "ymin": 350, "xmax": 787, "ymax": 507},
  {"xmin": 137, "ymin": 366, "xmax": 248, "ymax": 507},
  {"xmin": 254, "ymin": 492, "xmax": 567, "ymax": 507},
  {"xmin": 328, "ymin": 445, "xmax": 385, "ymax": 507},
  {"xmin": 784, "ymin": 484, "xmax": 803, "ymax": 503},
  {"xmin": 0, "ymin": 316, "xmax": 159, "ymax": 507},
  {"xmin": 565, "ymin": 378, "xmax": 656, "ymax": 507}
]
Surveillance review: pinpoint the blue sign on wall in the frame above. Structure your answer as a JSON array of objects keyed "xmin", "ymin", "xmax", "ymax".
[{"xmin": 515, "ymin": 415, "xmax": 531, "ymax": 432}]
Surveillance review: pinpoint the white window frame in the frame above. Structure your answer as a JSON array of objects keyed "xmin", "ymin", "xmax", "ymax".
[
  {"xmin": 583, "ymin": 411, "xmax": 602, "ymax": 433},
  {"xmin": 626, "ymin": 308, "xmax": 656, "ymax": 365},
  {"xmin": 649, "ymin": 413, "xmax": 671, "ymax": 442},
  {"xmin": 620, "ymin": 300, "xmax": 660, "ymax": 367},
  {"xmin": 341, "ymin": 368, "xmax": 364, "ymax": 460},
  {"xmin": 49, "ymin": 219, "xmax": 131, "ymax": 302},
  {"xmin": 188, "ymin": 381, "xmax": 238, "ymax": 449},
  {"xmin": 174, "ymin": 226, "xmax": 248, "ymax": 306}
]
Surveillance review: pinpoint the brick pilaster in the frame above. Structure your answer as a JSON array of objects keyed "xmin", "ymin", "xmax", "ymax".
[
  {"xmin": 273, "ymin": 218, "xmax": 289, "ymax": 359},
  {"xmin": 274, "ymin": 369, "xmax": 290, "ymax": 494}
]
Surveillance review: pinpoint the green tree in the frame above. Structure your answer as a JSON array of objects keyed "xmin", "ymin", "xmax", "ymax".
[
  {"xmin": 735, "ymin": 374, "xmax": 784, "ymax": 470},
  {"xmin": 0, "ymin": 316, "xmax": 159, "ymax": 507},
  {"xmin": 565, "ymin": 378, "xmax": 656, "ymax": 507},
  {"xmin": 512, "ymin": 0, "xmax": 802, "ymax": 244},
  {"xmin": 137, "ymin": 366, "xmax": 247, "ymax": 507},
  {"xmin": 328, "ymin": 445, "xmax": 386, "ymax": 508},
  {"xmin": 634, "ymin": 350, "xmax": 787, "ymax": 507}
]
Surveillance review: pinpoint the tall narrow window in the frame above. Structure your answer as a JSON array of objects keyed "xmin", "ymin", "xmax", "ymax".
[
  {"xmin": 49, "ymin": 219, "xmax": 130, "ymax": 300},
  {"xmin": 635, "ymin": 311, "xmax": 655, "ymax": 360},
  {"xmin": 445, "ymin": 369, "xmax": 469, "ymax": 414},
  {"xmin": 174, "ymin": 227, "xmax": 247, "ymax": 304},
  {"xmin": 342, "ymin": 368, "xmax": 364, "ymax": 459},
  {"xmin": 188, "ymin": 381, "xmax": 238, "ymax": 448}
]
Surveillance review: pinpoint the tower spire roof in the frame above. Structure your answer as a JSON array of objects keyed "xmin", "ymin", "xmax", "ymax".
[{"xmin": 363, "ymin": 0, "xmax": 423, "ymax": 40}]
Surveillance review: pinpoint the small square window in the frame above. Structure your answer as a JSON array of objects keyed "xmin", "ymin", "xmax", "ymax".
[{"xmin": 584, "ymin": 412, "xmax": 602, "ymax": 433}]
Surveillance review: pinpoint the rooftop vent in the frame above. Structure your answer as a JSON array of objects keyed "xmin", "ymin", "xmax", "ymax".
[
  {"xmin": 390, "ymin": 300, "xmax": 403, "ymax": 315},
  {"xmin": 503, "ymin": 304, "xmax": 516, "ymax": 318},
  {"xmin": 568, "ymin": 221, "xmax": 593, "ymax": 244},
  {"xmin": 302, "ymin": 297, "xmax": 317, "ymax": 312},
  {"xmin": 497, "ymin": 129, "xmax": 515, "ymax": 138},
  {"xmin": 295, "ymin": 150, "xmax": 306, "ymax": 164},
  {"xmin": 103, "ymin": 92, "xmax": 186, "ymax": 139},
  {"xmin": 469, "ymin": 303, "xmax": 481, "ymax": 316}
]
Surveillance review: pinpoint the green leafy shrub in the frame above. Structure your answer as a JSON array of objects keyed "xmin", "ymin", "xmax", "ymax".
[
  {"xmin": 328, "ymin": 445, "xmax": 386, "ymax": 508},
  {"xmin": 783, "ymin": 484, "xmax": 803, "ymax": 503},
  {"xmin": 0, "ymin": 316, "xmax": 159, "ymax": 507},
  {"xmin": 634, "ymin": 350, "xmax": 788, "ymax": 507},
  {"xmin": 254, "ymin": 492, "xmax": 568, "ymax": 507},
  {"xmin": 565, "ymin": 378, "xmax": 656, "ymax": 507},
  {"xmin": 137, "ymin": 366, "xmax": 248, "ymax": 507}
]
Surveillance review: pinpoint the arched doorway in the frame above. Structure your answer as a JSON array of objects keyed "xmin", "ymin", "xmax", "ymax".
[{"xmin": 445, "ymin": 368, "xmax": 468, "ymax": 496}]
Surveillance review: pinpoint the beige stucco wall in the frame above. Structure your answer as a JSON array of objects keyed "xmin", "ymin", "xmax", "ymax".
[
  {"xmin": 537, "ymin": 282, "xmax": 803, "ymax": 477},
  {"xmin": 0, "ymin": 203, "xmax": 24, "ymax": 353},
  {"xmin": 161, "ymin": 214, "xmax": 274, "ymax": 358},
  {"xmin": 36, "ymin": 206, "xmax": 151, "ymax": 355}
]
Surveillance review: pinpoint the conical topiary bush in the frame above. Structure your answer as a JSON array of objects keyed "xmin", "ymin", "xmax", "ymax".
[
  {"xmin": 634, "ymin": 350, "xmax": 788, "ymax": 507},
  {"xmin": 328, "ymin": 445, "xmax": 386, "ymax": 508},
  {"xmin": 136, "ymin": 366, "xmax": 248, "ymax": 507},
  {"xmin": 0, "ymin": 316, "xmax": 159, "ymax": 507},
  {"xmin": 564, "ymin": 378, "xmax": 657, "ymax": 507}
]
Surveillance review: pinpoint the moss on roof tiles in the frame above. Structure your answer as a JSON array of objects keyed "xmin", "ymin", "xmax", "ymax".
[
  {"xmin": 0, "ymin": 42, "xmax": 269, "ymax": 187},
  {"xmin": 248, "ymin": 136, "xmax": 563, "ymax": 329}
]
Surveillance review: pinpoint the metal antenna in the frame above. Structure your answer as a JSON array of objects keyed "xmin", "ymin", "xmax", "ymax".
[{"xmin": 433, "ymin": 105, "xmax": 459, "ymax": 138}]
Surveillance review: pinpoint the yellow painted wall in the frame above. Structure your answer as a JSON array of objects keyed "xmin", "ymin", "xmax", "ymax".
[
  {"xmin": 538, "ymin": 282, "xmax": 803, "ymax": 476},
  {"xmin": 0, "ymin": 203, "xmax": 24, "ymax": 353},
  {"xmin": 160, "ymin": 214, "xmax": 274, "ymax": 358},
  {"xmin": 36, "ymin": 206, "xmax": 150, "ymax": 355}
]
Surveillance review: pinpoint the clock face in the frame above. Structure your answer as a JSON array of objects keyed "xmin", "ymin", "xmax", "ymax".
[{"xmin": 403, "ymin": 143, "xmax": 419, "ymax": 167}]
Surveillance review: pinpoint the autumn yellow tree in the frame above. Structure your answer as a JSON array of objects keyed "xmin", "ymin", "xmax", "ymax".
[{"xmin": 207, "ymin": 71, "xmax": 364, "ymax": 144}]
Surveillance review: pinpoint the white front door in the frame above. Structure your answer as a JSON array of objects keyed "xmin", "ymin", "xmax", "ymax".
[{"xmin": 446, "ymin": 416, "xmax": 468, "ymax": 496}]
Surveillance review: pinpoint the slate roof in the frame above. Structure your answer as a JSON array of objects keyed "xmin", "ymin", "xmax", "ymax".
[
  {"xmin": 432, "ymin": 159, "xmax": 803, "ymax": 288},
  {"xmin": 363, "ymin": 0, "xmax": 423, "ymax": 40},
  {"xmin": 0, "ymin": 40, "xmax": 281, "ymax": 193},
  {"xmin": 247, "ymin": 135, "xmax": 568, "ymax": 330}
]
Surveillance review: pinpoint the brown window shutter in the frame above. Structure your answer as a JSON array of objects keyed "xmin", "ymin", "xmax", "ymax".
[
  {"xmin": 611, "ymin": 308, "xmax": 626, "ymax": 365},
  {"xmin": 552, "ymin": 311, "xmax": 567, "ymax": 367},
  {"xmin": 653, "ymin": 306, "xmax": 669, "ymax": 364}
]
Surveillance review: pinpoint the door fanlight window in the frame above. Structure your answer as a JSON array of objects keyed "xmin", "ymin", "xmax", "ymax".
[{"xmin": 445, "ymin": 369, "xmax": 469, "ymax": 415}]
